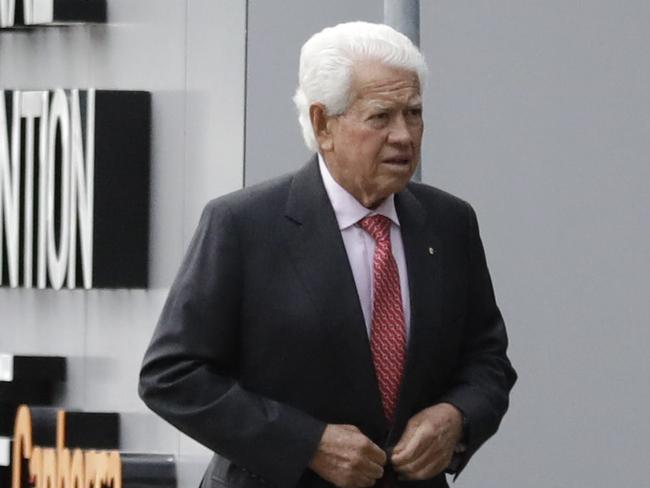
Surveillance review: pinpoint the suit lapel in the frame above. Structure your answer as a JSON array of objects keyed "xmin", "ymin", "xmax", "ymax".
[
  {"xmin": 284, "ymin": 157, "xmax": 386, "ymax": 429},
  {"xmin": 389, "ymin": 186, "xmax": 444, "ymax": 444}
]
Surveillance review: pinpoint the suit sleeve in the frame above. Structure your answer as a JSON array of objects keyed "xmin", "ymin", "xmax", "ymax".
[
  {"xmin": 138, "ymin": 201, "xmax": 326, "ymax": 487},
  {"xmin": 438, "ymin": 202, "xmax": 517, "ymax": 476}
]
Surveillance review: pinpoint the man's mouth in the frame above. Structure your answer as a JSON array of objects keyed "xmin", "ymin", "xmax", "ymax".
[{"xmin": 383, "ymin": 157, "xmax": 411, "ymax": 166}]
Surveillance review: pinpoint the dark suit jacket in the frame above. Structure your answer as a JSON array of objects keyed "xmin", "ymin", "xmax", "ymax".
[{"xmin": 138, "ymin": 156, "xmax": 516, "ymax": 488}]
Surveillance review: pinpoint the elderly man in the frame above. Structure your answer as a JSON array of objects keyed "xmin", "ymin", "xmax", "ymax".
[{"xmin": 139, "ymin": 21, "xmax": 516, "ymax": 488}]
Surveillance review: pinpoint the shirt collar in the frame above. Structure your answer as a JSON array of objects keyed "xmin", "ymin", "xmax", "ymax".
[{"xmin": 318, "ymin": 153, "xmax": 401, "ymax": 231}]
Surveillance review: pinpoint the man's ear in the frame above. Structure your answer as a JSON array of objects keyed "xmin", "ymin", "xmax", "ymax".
[{"xmin": 310, "ymin": 103, "xmax": 334, "ymax": 152}]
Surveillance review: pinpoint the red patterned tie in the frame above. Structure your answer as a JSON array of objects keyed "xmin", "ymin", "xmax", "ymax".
[{"xmin": 359, "ymin": 215, "xmax": 407, "ymax": 423}]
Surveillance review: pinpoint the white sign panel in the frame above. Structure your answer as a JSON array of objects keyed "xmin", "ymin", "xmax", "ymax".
[
  {"xmin": 0, "ymin": 353, "xmax": 13, "ymax": 381},
  {"xmin": 0, "ymin": 437, "xmax": 10, "ymax": 466}
]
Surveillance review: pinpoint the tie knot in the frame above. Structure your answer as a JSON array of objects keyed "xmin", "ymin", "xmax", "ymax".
[{"xmin": 359, "ymin": 214, "xmax": 391, "ymax": 243}]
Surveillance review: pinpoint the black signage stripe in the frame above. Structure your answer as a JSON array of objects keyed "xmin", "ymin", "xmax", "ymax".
[
  {"xmin": 0, "ymin": 466, "xmax": 10, "ymax": 487},
  {"xmin": 92, "ymin": 91, "xmax": 151, "ymax": 289},
  {"xmin": 0, "ymin": 381, "xmax": 55, "ymax": 404},
  {"xmin": 0, "ymin": 405, "xmax": 16, "ymax": 436},
  {"xmin": 12, "ymin": 407, "xmax": 120, "ymax": 450},
  {"xmin": 12, "ymin": 356, "xmax": 66, "ymax": 381},
  {"xmin": 29, "ymin": 406, "xmax": 60, "ymax": 447},
  {"xmin": 53, "ymin": 0, "xmax": 107, "ymax": 24},
  {"xmin": 120, "ymin": 454, "xmax": 177, "ymax": 488},
  {"xmin": 65, "ymin": 411, "xmax": 120, "ymax": 450},
  {"xmin": 0, "ymin": 357, "xmax": 67, "ymax": 434}
]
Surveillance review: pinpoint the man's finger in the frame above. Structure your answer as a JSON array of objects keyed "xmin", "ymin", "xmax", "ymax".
[
  {"xmin": 359, "ymin": 458, "xmax": 384, "ymax": 481},
  {"xmin": 349, "ymin": 433, "xmax": 385, "ymax": 480},
  {"xmin": 393, "ymin": 442, "xmax": 444, "ymax": 479},
  {"xmin": 391, "ymin": 426, "xmax": 426, "ymax": 466},
  {"xmin": 398, "ymin": 458, "xmax": 446, "ymax": 481},
  {"xmin": 392, "ymin": 421, "xmax": 417, "ymax": 454},
  {"xmin": 363, "ymin": 441, "xmax": 387, "ymax": 466}
]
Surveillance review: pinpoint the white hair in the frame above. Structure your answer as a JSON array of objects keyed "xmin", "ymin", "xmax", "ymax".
[{"xmin": 293, "ymin": 21, "xmax": 428, "ymax": 152}]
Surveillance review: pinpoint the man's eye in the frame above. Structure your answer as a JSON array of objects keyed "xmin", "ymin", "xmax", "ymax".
[
  {"xmin": 407, "ymin": 108, "xmax": 422, "ymax": 117},
  {"xmin": 371, "ymin": 112, "xmax": 389, "ymax": 120}
]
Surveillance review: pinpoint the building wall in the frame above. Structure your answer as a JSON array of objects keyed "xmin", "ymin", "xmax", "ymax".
[
  {"xmin": 420, "ymin": 2, "xmax": 650, "ymax": 486},
  {"xmin": 0, "ymin": 1, "xmax": 246, "ymax": 486},
  {"xmin": 2, "ymin": 1, "xmax": 650, "ymax": 487}
]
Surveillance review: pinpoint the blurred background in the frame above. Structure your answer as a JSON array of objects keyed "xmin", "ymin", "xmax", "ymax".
[{"xmin": 1, "ymin": 1, "xmax": 649, "ymax": 486}]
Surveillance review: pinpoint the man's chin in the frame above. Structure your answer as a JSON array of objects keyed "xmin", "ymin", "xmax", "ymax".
[{"xmin": 359, "ymin": 184, "xmax": 409, "ymax": 209}]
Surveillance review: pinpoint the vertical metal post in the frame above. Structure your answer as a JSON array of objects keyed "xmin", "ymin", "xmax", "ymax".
[
  {"xmin": 384, "ymin": 0, "xmax": 420, "ymax": 47},
  {"xmin": 384, "ymin": 0, "xmax": 422, "ymax": 180}
]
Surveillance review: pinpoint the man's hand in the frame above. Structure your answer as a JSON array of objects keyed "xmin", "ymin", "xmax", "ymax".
[
  {"xmin": 391, "ymin": 403, "xmax": 463, "ymax": 480},
  {"xmin": 309, "ymin": 424, "xmax": 387, "ymax": 488}
]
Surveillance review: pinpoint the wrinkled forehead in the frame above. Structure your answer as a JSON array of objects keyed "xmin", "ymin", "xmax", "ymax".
[
  {"xmin": 360, "ymin": 94, "xmax": 423, "ymax": 112},
  {"xmin": 348, "ymin": 61, "xmax": 422, "ymax": 107}
]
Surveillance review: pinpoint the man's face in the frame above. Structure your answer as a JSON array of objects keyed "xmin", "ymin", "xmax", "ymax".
[{"xmin": 319, "ymin": 61, "xmax": 423, "ymax": 208}]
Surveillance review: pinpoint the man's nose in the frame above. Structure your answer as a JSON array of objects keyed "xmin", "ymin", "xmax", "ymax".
[{"xmin": 387, "ymin": 115, "xmax": 413, "ymax": 145}]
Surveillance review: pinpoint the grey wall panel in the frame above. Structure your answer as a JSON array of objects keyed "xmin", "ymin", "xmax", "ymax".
[
  {"xmin": 119, "ymin": 411, "xmax": 179, "ymax": 454},
  {"xmin": 87, "ymin": 0, "xmax": 188, "ymax": 89},
  {"xmin": 184, "ymin": 0, "xmax": 247, "ymax": 245},
  {"xmin": 244, "ymin": 0, "xmax": 382, "ymax": 186},
  {"xmin": 0, "ymin": 29, "xmax": 90, "ymax": 87},
  {"xmin": 420, "ymin": 1, "xmax": 650, "ymax": 486},
  {"xmin": 0, "ymin": 290, "xmax": 85, "ymax": 352},
  {"xmin": 83, "ymin": 290, "xmax": 168, "ymax": 412},
  {"xmin": 178, "ymin": 433, "xmax": 213, "ymax": 488},
  {"xmin": 146, "ymin": 91, "xmax": 187, "ymax": 287}
]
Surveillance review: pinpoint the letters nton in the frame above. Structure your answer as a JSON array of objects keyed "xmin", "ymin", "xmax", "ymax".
[{"xmin": 0, "ymin": 89, "xmax": 94, "ymax": 289}]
